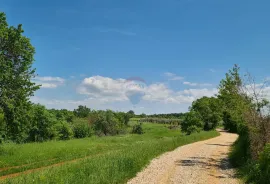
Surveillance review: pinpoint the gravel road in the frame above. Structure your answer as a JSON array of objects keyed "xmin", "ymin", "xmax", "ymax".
[{"xmin": 127, "ymin": 130, "xmax": 240, "ymax": 184}]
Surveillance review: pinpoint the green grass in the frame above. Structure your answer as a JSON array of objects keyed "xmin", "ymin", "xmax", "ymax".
[{"xmin": 0, "ymin": 123, "xmax": 219, "ymax": 184}]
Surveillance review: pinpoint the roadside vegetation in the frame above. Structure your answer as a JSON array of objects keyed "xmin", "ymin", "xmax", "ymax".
[
  {"xmin": 0, "ymin": 123, "xmax": 218, "ymax": 183},
  {"xmin": 182, "ymin": 65, "xmax": 270, "ymax": 183}
]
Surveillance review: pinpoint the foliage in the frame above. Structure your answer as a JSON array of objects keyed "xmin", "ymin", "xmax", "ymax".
[
  {"xmin": 0, "ymin": 109, "xmax": 6, "ymax": 143},
  {"xmin": 49, "ymin": 109, "xmax": 74, "ymax": 122},
  {"xmin": 181, "ymin": 111, "xmax": 203, "ymax": 135},
  {"xmin": 218, "ymin": 64, "xmax": 250, "ymax": 133},
  {"xmin": 0, "ymin": 12, "xmax": 39, "ymax": 142},
  {"xmin": 73, "ymin": 105, "xmax": 91, "ymax": 118},
  {"xmin": 53, "ymin": 121, "xmax": 73, "ymax": 140},
  {"xmin": 131, "ymin": 123, "xmax": 144, "ymax": 134},
  {"xmin": 73, "ymin": 121, "xmax": 92, "ymax": 138},
  {"xmin": 190, "ymin": 97, "xmax": 222, "ymax": 130},
  {"xmin": 127, "ymin": 110, "xmax": 135, "ymax": 117},
  {"xmin": 139, "ymin": 118, "xmax": 181, "ymax": 125},
  {"xmin": 92, "ymin": 110, "xmax": 126, "ymax": 136},
  {"xmin": 0, "ymin": 123, "xmax": 219, "ymax": 184},
  {"xmin": 257, "ymin": 144, "xmax": 270, "ymax": 183},
  {"xmin": 146, "ymin": 113, "xmax": 186, "ymax": 119},
  {"xmin": 219, "ymin": 65, "xmax": 270, "ymax": 183},
  {"xmin": 28, "ymin": 104, "xmax": 57, "ymax": 142}
]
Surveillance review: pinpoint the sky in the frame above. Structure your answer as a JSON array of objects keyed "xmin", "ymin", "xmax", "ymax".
[{"xmin": 1, "ymin": 0, "xmax": 270, "ymax": 114}]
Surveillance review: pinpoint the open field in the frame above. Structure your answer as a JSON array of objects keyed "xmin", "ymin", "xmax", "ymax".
[{"xmin": 0, "ymin": 123, "xmax": 219, "ymax": 184}]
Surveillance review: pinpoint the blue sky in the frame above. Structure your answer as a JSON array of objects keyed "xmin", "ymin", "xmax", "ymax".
[{"xmin": 1, "ymin": 0, "xmax": 270, "ymax": 114}]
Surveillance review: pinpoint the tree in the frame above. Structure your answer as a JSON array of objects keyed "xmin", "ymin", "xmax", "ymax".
[
  {"xmin": 73, "ymin": 105, "xmax": 90, "ymax": 118},
  {"xmin": 28, "ymin": 104, "xmax": 57, "ymax": 142},
  {"xmin": 0, "ymin": 12, "xmax": 39, "ymax": 142},
  {"xmin": 127, "ymin": 110, "xmax": 135, "ymax": 117},
  {"xmin": 181, "ymin": 111, "xmax": 203, "ymax": 135},
  {"xmin": 218, "ymin": 64, "xmax": 250, "ymax": 133},
  {"xmin": 190, "ymin": 97, "xmax": 222, "ymax": 130}
]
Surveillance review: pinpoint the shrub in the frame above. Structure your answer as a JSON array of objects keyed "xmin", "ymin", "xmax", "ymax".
[
  {"xmin": 92, "ymin": 110, "xmax": 126, "ymax": 136},
  {"xmin": 28, "ymin": 104, "xmax": 57, "ymax": 142},
  {"xmin": 131, "ymin": 123, "xmax": 144, "ymax": 134},
  {"xmin": 181, "ymin": 111, "xmax": 203, "ymax": 135},
  {"xmin": 139, "ymin": 118, "xmax": 181, "ymax": 125},
  {"xmin": 54, "ymin": 122, "xmax": 73, "ymax": 140},
  {"xmin": 257, "ymin": 144, "xmax": 270, "ymax": 183},
  {"xmin": 73, "ymin": 123, "xmax": 92, "ymax": 138},
  {"xmin": 0, "ymin": 111, "xmax": 6, "ymax": 143}
]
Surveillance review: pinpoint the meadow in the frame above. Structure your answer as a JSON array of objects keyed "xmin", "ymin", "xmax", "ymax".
[{"xmin": 0, "ymin": 122, "xmax": 219, "ymax": 184}]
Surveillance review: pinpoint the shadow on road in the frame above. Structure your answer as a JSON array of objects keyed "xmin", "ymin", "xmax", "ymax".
[{"xmin": 175, "ymin": 155, "xmax": 239, "ymax": 179}]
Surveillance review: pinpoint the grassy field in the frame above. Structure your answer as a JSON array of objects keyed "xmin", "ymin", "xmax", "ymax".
[{"xmin": 0, "ymin": 122, "xmax": 219, "ymax": 184}]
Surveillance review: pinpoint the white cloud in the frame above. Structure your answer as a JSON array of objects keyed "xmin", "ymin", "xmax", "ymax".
[
  {"xmin": 39, "ymin": 83, "xmax": 58, "ymax": 88},
  {"xmin": 35, "ymin": 76, "xmax": 65, "ymax": 83},
  {"xmin": 170, "ymin": 76, "xmax": 184, "ymax": 81},
  {"xmin": 209, "ymin": 69, "xmax": 216, "ymax": 73},
  {"xmin": 164, "ymin": 72, "xmax": 175, "ymax": 77},
  {"xmin": 164, "ymin": 72, "xmax": 184, "ymax": 81},
  {"xmin": 32, "ymin": 75, "xmax": 220, "ymax": 113},
  {"xmin": 183, "ymin": 81, "xmax": 212, "ymax": 87},
  {"xmin": 34, "ymin": 76, "xmax": 65, "ymax": 88},
  {"xmin": 77, "ymin": 76, "xmax": 217, "ymax": 105}
]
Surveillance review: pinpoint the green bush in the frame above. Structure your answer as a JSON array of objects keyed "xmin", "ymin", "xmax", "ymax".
[
  {"xmin": 181, "ymin": 111, "xmax": 203, "ymax": 135},
  {"xmin": 54, "ymin": 122, "xmax": 73, "ymax": 140},
  {"xmin": 257, "ymin": 144, "xmax": 270, "ymax": 183},
  {"xmin": 223, "ymin": 111, "xmax": 238, "ymax": 133},
  {"xmin": 28, "ymin": 104, "xmax": 57, "ymax": 142},
  {"xmin": 0, "ymin": 111, "xmax": 6, "ymax": 143},
  {"xmin": 131, "ymin": 123, "xmax": 144, "ymax": 134},
  {"xmin": 93, "ymin": 110, "xmax": 126, "ymax": 136},
  {"xmin": 73, "ymin": 123, "xmax": 92, "ymax": 138},
  {"xmin": 229, "ymin": 135, "xmax": 250, "ymax": 167}
]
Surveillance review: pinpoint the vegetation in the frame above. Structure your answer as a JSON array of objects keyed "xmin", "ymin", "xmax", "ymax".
[
  {"xmin": 131, "ymin": 123, "xmax": 144, "ymax": 134},
  {"xmin": 1, "ymin": 10, "xmax": 270, "ymax": 183},
  {"xmin": 217, "ymin": 65, "xmax": 270, "ymax": 183},
  {"xmin": 181, "ymin": 97, "xmax": 222, "ymax": 134},
  {"xmin": 139, "ymin": 117, "xmax": 182, "ymax": 125},
  {"xmin": 0, "ymin": 12, "xmax": 39, "ymax": 143},
  {"xmin": 146, "ymin": 113, "xmax": 186, "ymax": 119},
  {"xmin": 0, "ymin": 123, "xmax": 218, "ymax": 183},
  {"xmin": 177, "ymin": 65, "xmax": 270, "ymax": 183}
]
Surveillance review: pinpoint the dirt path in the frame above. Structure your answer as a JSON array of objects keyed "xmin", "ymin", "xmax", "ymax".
[{"xmin": 128, "ymin": 130, "xmax": 240, "ymax": 184}]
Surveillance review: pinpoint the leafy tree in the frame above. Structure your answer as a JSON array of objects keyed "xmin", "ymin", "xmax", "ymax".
[
  {"xmin": 93, "ymin": 110, "xmax": 125, "ymax": 136},
  {"xmin": 73, "ymin": 105, "xmax": 90, "ymax": 118},
  {"xmin": 181, "ymin": 111, "xmax": 203, "ymax": 135},
  {"xmin": 0, "ymin": 12, "xmax": 39, "ymax": 142},
  {"xmin": 127, "ymin": 110, "xmax": 135, "ymax": 117},
  {"xmin": 0, "ymin": 109, "xmax": 6, "ymax": 143},
  {"xmin": 140, "ymin": 113, "xmax": 147, "ymax": 118},
  {"xmin": 131, "ymin": 123, "xmax": 144, "ymax": 134},
  {"xmin": 49, "ymin": 109, "xmax": 74, "ymax": 122},
  {"xmin": 218, "ymin": 64, "xmax": 250, "ymax": 133},
  {"xmin": 73, "ymin": 122, "xmax": 92, "ymax": 138},
  {"xmin": 28, "ymin": 104, "xmax": 57, "ymax": 142},
  {"xmin": 53, "ymin": 121, "xmax": 73, "ymax": 140},
  {"xmin": 190, "ymin": 97, "xmax": 222, "ymax": 130}
]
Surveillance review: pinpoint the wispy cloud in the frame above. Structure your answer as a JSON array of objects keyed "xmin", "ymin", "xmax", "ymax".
[
  {"xmin": 183, "ymin": 81, "xmax": 212, "ymax": 87},
  {"xmin": 34, "ymin": 76, "xmax": 65, "ymax": 89},
  {"xmin": 164, "ymin": 72, "xmax": 184, "ymax": 81},
  {"xmin": 164, "ymin": 72, "xmax": 175, "ymax": 77},
  {"xmin": 94, "ymin": 27, "xmax": 136, "ymax": 36},
  {"xmin": 209, "ymin": 69, "xmax": 216, "ymax": 73}
]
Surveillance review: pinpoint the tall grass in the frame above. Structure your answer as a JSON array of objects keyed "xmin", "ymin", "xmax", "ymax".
[{"xmin": 0, "ymin": 123, "xmax": 219, "ymax": 184}]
